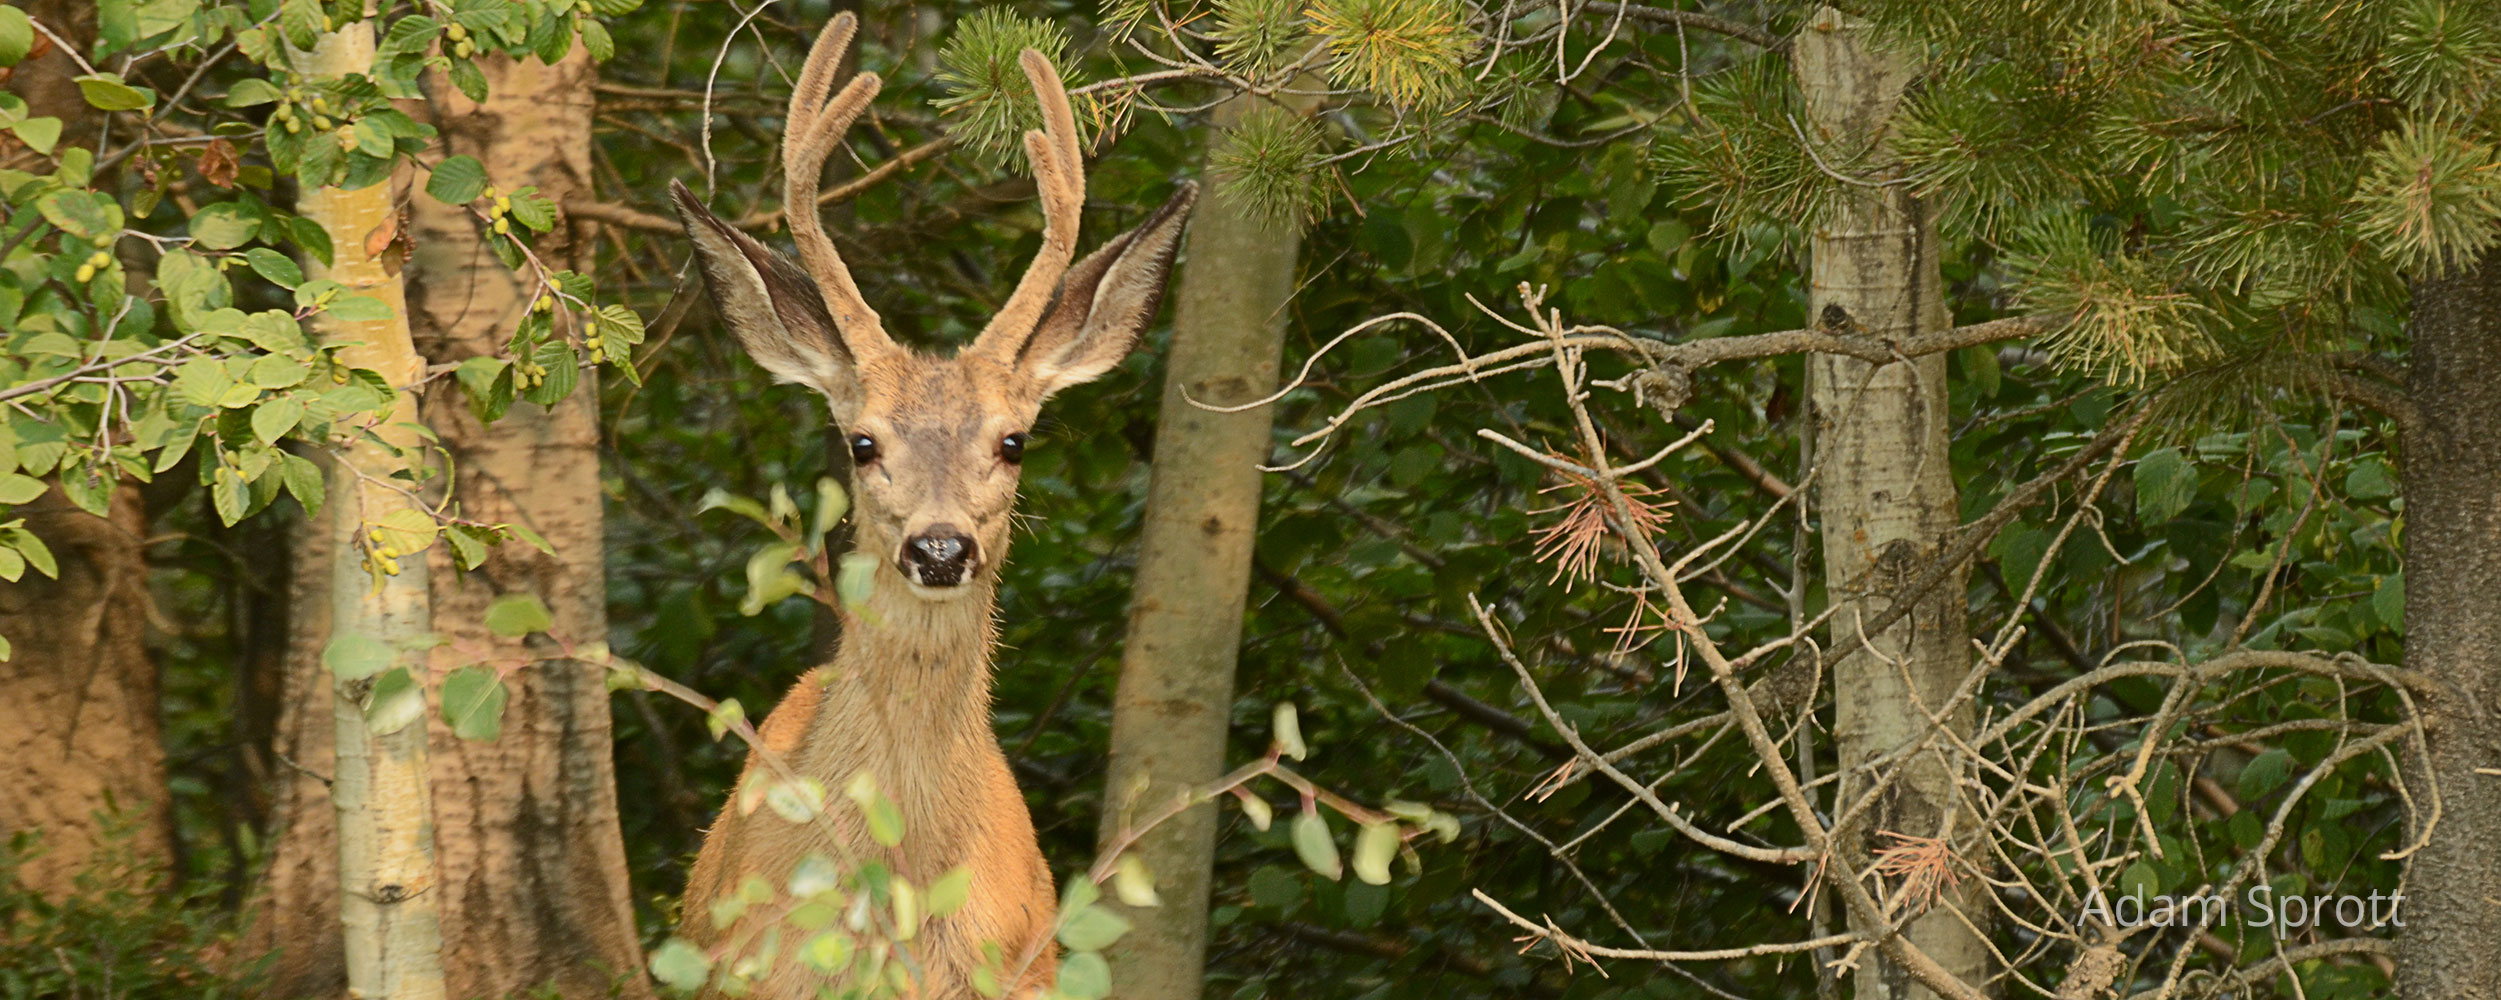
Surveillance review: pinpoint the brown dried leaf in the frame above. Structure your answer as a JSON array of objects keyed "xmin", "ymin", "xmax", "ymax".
[{"xmin": 198, "ymin": 138, "xmax": 239, "ymax": 188}]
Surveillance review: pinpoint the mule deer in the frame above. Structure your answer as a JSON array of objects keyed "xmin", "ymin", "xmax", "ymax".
[{"xmin": 668, "ymin": 13, "xmax": 1196, "ymax": 997}]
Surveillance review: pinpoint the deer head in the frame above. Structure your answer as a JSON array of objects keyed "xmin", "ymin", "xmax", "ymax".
[{"xmin": 671, "ymin": 14, "xmax": 1197, "ymax": 598}]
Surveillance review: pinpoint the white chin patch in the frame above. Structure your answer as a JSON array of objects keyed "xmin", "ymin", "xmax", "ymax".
[{"xmin": 904, "ymin": 577, "xmax": 978, "ymax": 601}]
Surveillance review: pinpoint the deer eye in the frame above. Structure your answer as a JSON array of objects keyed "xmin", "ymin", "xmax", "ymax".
[
  {"xmin": 848, "ymin": 433, "xmax": 880, "ymax": 466},
  {"xmin": 999, "ymin": 432, "xmax": 1029, "ymax": 465}
]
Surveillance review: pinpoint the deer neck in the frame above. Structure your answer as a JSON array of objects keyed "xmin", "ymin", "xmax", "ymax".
[{"xmin": 794, "ymin": 558, "xmax": 1004, "ymax": 859}]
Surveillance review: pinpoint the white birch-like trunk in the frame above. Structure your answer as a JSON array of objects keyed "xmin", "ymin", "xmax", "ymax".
[
  {"xmin": 1794, "ymin": 9, "xmax": 1991, "ymax": 999},
  {"xmin": 296, "ymin": 22, "xmax": 449, "ymax": 1000}
]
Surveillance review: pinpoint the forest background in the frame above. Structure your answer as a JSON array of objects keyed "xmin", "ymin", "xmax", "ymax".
[{"xmin": 3, "ymin": 0, "xmax": 2493, "ymax": 998}]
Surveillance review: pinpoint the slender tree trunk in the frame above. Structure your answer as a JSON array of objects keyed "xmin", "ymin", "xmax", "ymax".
[
  {"xmin": 0, "ymin": 0, "xmax": 170, "ymax": 899},
  {"xmin": 295, "ymin": 21, "xmax": 449, "ymax": 1000},
  {"xmin": 1095, "ymin": 96, "xmax": 1304, "ymax": 1000},
  {"xmin": 247, "ymin": 500, "xmax": 346, "ymax": 994},
  {"xmin": 402, "ymin": 52, "xmax": 649, "ymax": 999},
  {"xmin": 2394, "ymin": 250, "xmax": 2501, "ymax": 999},
  {"xmin": 1794, "ymin": 10, "xmax": 1990, "ymax": 999}
]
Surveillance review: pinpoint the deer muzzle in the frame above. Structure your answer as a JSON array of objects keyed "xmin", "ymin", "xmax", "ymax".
[{"xmin": 901, "ymin": 524, "xmax": 979, "ymax": 588}]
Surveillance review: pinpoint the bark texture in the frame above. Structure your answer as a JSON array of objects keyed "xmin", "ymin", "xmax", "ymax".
[
  {"xmin": 0, "ymin": 0, "xmax": 171, "ymax": 900},
  {"xmin": 2394, "ymin": 250, "xmax": 2501, "ymax": 1000},
  {"xmin": 246, "ymin": 500, "xmax": 345, "ymax": 994},
  {"xmin": 406, "ymin": 52, "xmax": 648, "ymax": 999},
  {"xmin": 1095, "ymin": 96, "xmax": 1303, "ymax": 1000},
  {"xmin": 0, "ymin": 485, "xmax": 168, "ymax": 896},
  {"xmin": 297, "ymin": 23, "xmax": 449, "ymax": 1000},
  {"xmin": 1794, "ymin": 10, "xmax": 1990, "ymax": 999}
]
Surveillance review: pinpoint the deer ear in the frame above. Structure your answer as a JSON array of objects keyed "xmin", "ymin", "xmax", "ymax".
[
  {"xmin": 671, "ymin": 180, "xmax": 863, "ymax": 421},
  {"xmin": 1015, "ymin": 182, "xmax": 1199, "ymax": 397}
]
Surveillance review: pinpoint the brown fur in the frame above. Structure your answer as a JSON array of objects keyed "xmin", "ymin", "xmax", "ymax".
[{"xmin": 667, "ymin": 18, "xmax": 1199, "ymax": 996}]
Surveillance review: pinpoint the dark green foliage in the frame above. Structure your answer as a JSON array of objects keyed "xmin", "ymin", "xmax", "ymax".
[{"xmin": 0, "ymin": 820, "xmax": 265, "ymax": 1000}]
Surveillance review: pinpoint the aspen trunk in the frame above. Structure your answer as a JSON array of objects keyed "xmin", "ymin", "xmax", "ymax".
[
  {"xmin": 1794, "ymin": 10, "xmax": 1990, "ymax": 999},
  {"xmin": 2393, "ymin": 250, "xmax": 2501, "ymax": 999},
  {"xmin": 403, "ymin": 52, "xmax": 649, "ymax": 999},
  {"xmin": 1095, "ymin": 96, "xmax": 1303, "ymax": 1000},
  {"xmin": 0, "ymin": 0, "xmax": 170, "ymax": 899},
  {"xmin": 295, "ymin": 22, "xmax": 449, "ymax": 1000}
]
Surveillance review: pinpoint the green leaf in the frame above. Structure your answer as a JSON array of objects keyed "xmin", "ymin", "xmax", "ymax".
[
  {"xmin": 364, "ymin": 666, "xmax": 426, "ymax": 736},
  {"xmin": 244, "ymin": 247, "xmax": 304, "ymax": 288},
  {"xmin": 440, "ymin": 664, "xmax": 509, "ymax": 741},
  {"xmin": 764, "ymin": 777, "xmax": 827, "ymax": 822},
  {"xmin": 1056, "ymin": 904, "xmax": 1132, "ymax": 952},
  {"xmin": 427, "ymin": 154, "xmax": 488, "ymax": 204},
  {"xmin": 580, "ymin": 19, "xmax": 614, "ymax": 62},
  {"xmin": 595, "ymin": 302, "xmax": 647, "ymax": 345},
  {"xmin": 282, "ymin": 452, "xmax": 324, "ymax": 516},
  {"xmin": 11, "ymin": 116, "xmax": 60, "ymax": 154},
  {"xmin": 224, "ymin": 78, "xmax": 285, "ymax": 107},
  {"xmin": 2345, "ymin": 459, "xmax": 2398, "ymax": 500},
  {"xmin": 836, "ymin": 551, "xmax": 878, "ymax": 609},
  {"xmin": 2375, "ymin": 572, "xmax": 2405, "ymax": 631},
  {"xmin": 325, "ymin": 295, "xmax": 397, "ymax": 322},
  {"xmin": 37, "ymin": 189, "xmax": 119, "ymax": 241},
  {"xmin": 1291, "ymin": 808, "xmax": 1343, "ymax": 880},
  {"xmin": 1112, "ymin": 853, "xmax": 1161, "ymax": 907},
  {"xmin": 8, "ymin": 529, "xmax": 55, "ymax": 580},
  {"xmin": 789, "ymin": 853, "xmax": 841, "ymax": 898},
  {"xmin": 927, "ymin": 867, "xmax": 974, "ymax": 917},
  {"xmin": 647, "ymin": 939, "xmax": 712, "ymax": 991},
  {"xmin": 251, "ymin": 396, "xmax": 304, "ymax": 443},
  {"xmin": 370, "ymin": 508, "xmax": 439, "ymax": 555},
  {"xmin": 324, "ymin": 633, "xmax": 395, "ymax": 680},
  {"xmin": 507, "ymin": 188, "xmax": 558, "ymax": 231},
  {"xmin": 445, "ymin": 524, "xmax": 490, "ymax": 570},
  {"xmin": 76, "ymin": 73, "xmax": 155, "ymax": 112},
  {"xmin": 809, "ymin": 477, "xmax": 847, "ymax": 551},
  {"xmin": 1056, "ymin": 951, "xmax": 1111, "ymax": 1000},
  {"xmin": 211, "ymin": 466, "xmax": 248, "ymax": 524},
  {"xmin": 704, "ymin": 698, "xmax": 743, "ymax": 741},
  {"xmin": 1273, "ymin": 701, "xmax": 1307, "ymax": 760},
  {"xmin": 2239, "ymin": 747, "xmax": 2294, "ymax": 802},
  {"xmin": 188, "ymin": 202, "xmax": 261, "ymax": 250},
  {"xmin": 846, "ymin": 771, "xmax": 906, "ymax": 846},
  {"xmin": 249, "ymin": 354, "xmax": 310, "ymax": 389},
  {"xmin": 0, "ymin": 474, "xmax": 45, "ymax": 505},
  {"xmin": 484, "ymin": 593, "xmax": 554, "ymax": 636},
  {"xmin": 0, "ymin": 6, "xmax": 30, "ymax": 67},
  {"xmin": 449, "ymin": 59, "xmax": 488, "ymax": 103},
  {"xmin": 2133, "ymin": 448, "xmax": 2196, "ymax": 523},
  {"xmin": 1351, "ymin": 821, "xmax": 1397, "ymax": 885}
]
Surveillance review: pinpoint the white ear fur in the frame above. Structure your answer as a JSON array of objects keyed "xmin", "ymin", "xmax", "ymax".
[
  {"xmin": 671, "ymin": 180, "xmax": 863, "ymax": 420},
  {"xmin": 1018, "ymin": 182, "xmax": 1200, "ymax": 396}
]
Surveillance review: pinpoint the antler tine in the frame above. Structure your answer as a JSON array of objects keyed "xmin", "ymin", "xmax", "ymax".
[
  {"xmin": 782, "ymin": 12, "xmax": 894, "ymax": 355},
  {"xmin": 968, "ymin": 49, "xmax": 1089, "ymax": 358}
]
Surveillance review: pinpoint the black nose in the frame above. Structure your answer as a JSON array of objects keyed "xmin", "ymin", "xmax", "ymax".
[{"xmin": 902, "ymin": 525, "xmax": 978, "ymax": 586}]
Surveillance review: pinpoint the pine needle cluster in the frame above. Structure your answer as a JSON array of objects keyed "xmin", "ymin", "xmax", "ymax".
[
  {"xmin": 932, "ymin": 8, "xmax": 1088, "ymax": 171},
  {"xmin": 1215, "ymin": 0, "xmax": 1307, "ymax": 83},
  {"xmin": 1651, "ymin": 61, "xmax": 1839, "ymax": 254},
  {"xmin": 2353, "ymin": 117, "xmax": 2501, "ymax": 275},
  {"xmin": 1211, "ymin": 102, "xmax": 1328, "ymax": 230},
  {"xmin": 1305, "ymin": 0, "xmax": 1476, "ymax": 107},
  {"xmin": 2003, "ymin": 212, "xmax": 2222, "ymax": 386}
]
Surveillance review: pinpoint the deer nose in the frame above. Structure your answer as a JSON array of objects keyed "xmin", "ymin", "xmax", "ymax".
[{"xmin": 901, "ymin": 525, "xmax": 978, "ymax": 586}]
